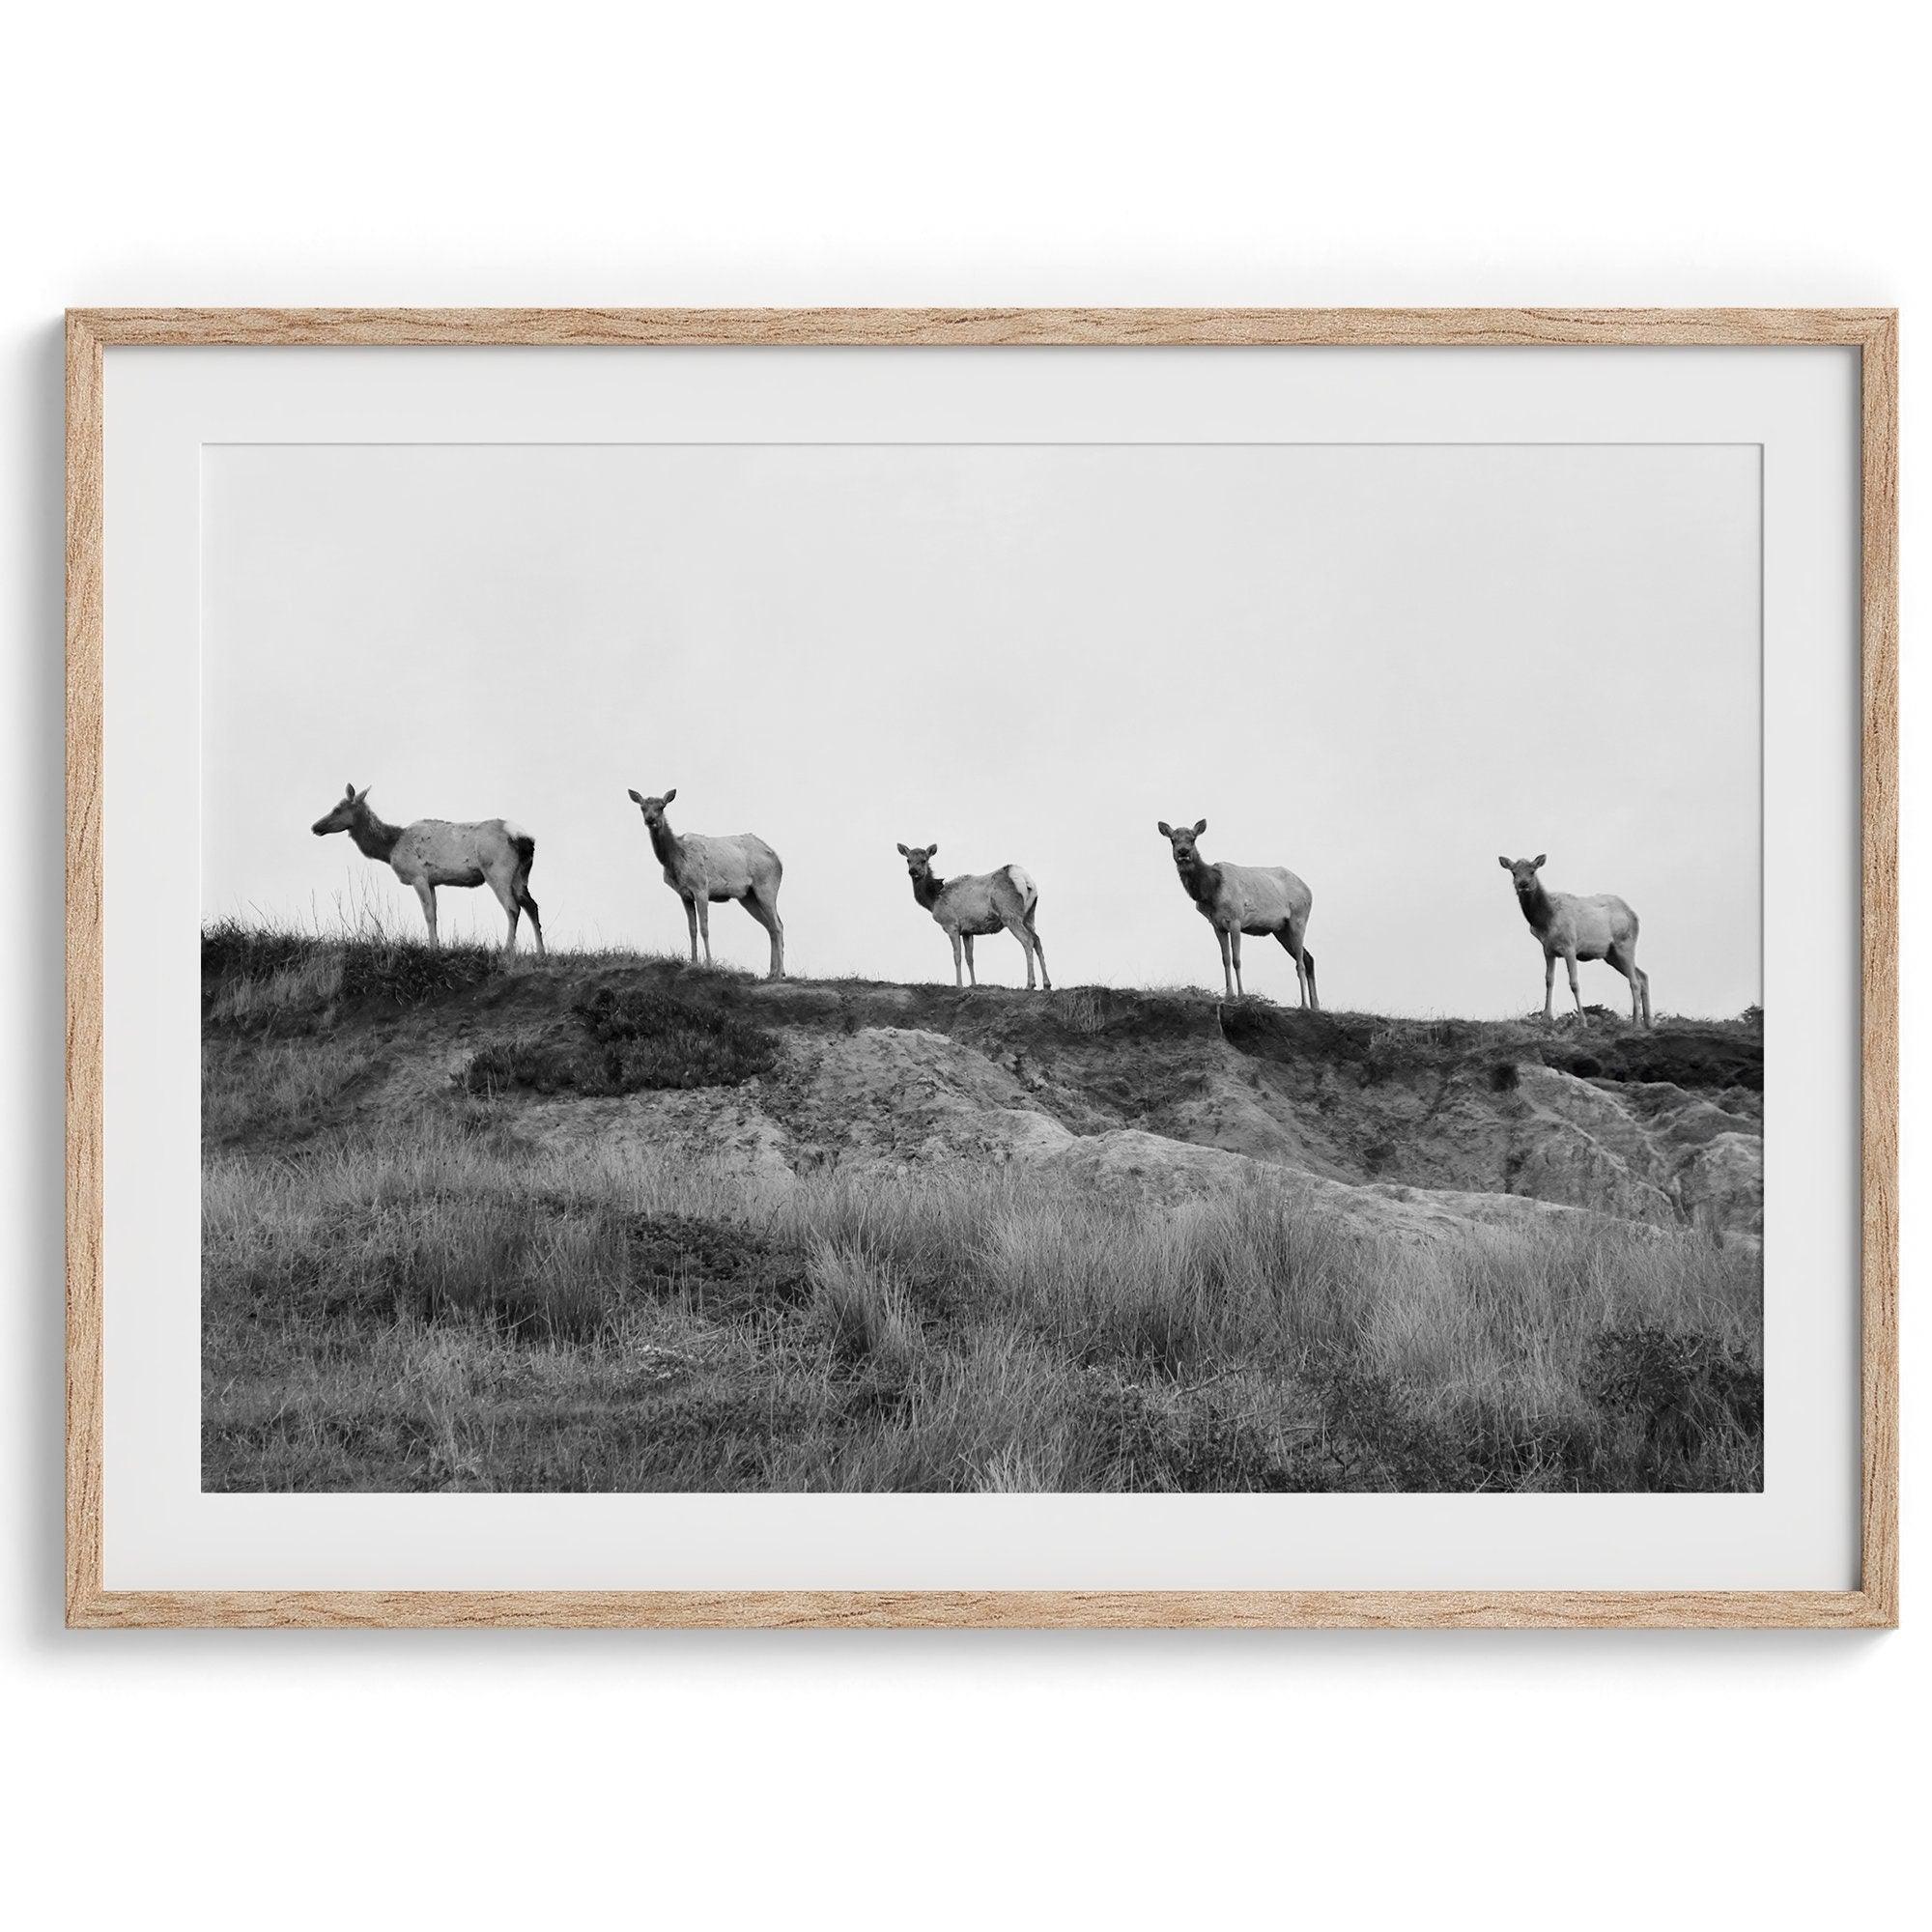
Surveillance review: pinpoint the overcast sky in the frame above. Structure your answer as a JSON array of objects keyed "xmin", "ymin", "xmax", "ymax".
[{"xmin": 202, "ymin": 441, "xmax": 1759, "ymax": 1016}]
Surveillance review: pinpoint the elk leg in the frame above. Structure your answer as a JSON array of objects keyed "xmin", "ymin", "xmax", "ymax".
[
  {"xmin": 683, "ymin": 895, "xmax": 699, "ymax": 963},
  {"xmin": 963, "ymin": 934, "xmax": 977, "ymax": 986},
  {"xmin": 1029, "ymin": 920, "xmax": 1051, "ymax": 991},
  {"xmin": 1005, "ymin": 917, "xmax": 1038, "ymax": 990},
  {"xmin": 1607, "ymin": 943, "xmax": 1634, "ymax": 1021},
  {"xmin": 744, "ymin": 888, "xmax": 784, "ymax": 980},
  {"xmin": 414, "ymin": 881, "xmax": 439, "ymax": 948},
  {"xmin": 1216, "ymin": 927, "xmax": 1234, "ymax": 1000},
  {"xmin": 950, "ymin": 930, "xmax": 964, "ymax": 988},
  {"xmin": 762, "ymin": 897, "xmax": 783, "ymax": 980},
  {"xmin": 1543, "ymin": 951, "xmax": 1556, "ymax": 1021},
  {"xmin": 1610, "ymin": 942, "xmax": 1650, "ymax": 1027},
  {"xmin": 1230, "ymin": 928, "xmax": 1245, "ymax": 999},
  {"xmin": 764, "ymin": 894, "xmax": 785, "ymax": 979},
  {"xmin": 489, "ymin": 873, "xmax": 521, "ymax": 955},
  {"xmin": 520, "ymin": 885, "xmax": 546, "ymax": 959},
  {"xmin": 696, "ymin": 895, "xmax": 713, "ymax": 967},
  {"xmin": 1565, "ymin": 952, "xmax": 1584, "ymax": 1021},
  {"xmin": 1276, "ymin": 924, "xmax": 1310, "ymax": 1009}
]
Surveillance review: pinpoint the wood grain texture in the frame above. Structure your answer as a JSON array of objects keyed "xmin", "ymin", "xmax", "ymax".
[
  {"xmin": 1858, "ymin": 314, "xmax": 1901, "ymax": 1628},
  {"xmin": 63, "ymin": 308, "xmax": 1900, "ymax": 1631},
  {"xmin": 69, "ymin": 305, "xmax": 1894, "ymax": 348},
  {"xmin": 65, "ymin": 312, "xmax": 105, "ymax": 1630},
  {"xmin": 62, "ymin": 1588, "xmax": 1896, "ymax": 1632}
]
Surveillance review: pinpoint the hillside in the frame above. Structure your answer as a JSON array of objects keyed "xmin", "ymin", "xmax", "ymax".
[
  {"xmin": 201, "ymin": 931, "xmax": 1764, "ymax": 1495},
  {"xmin": 204, "ymin": 932, "xmax": 1763, "ymax": 1244}
]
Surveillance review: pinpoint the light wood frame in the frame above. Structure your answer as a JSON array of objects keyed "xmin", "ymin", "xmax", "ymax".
[{"xmin": 65, "ymin": 307, "xmax": 1899, "ymax": 1630}]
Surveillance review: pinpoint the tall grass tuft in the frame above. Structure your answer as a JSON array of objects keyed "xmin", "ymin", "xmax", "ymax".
[{"xmin": 807, "ymin": 1240, "xmax": 925, "ymax": 1373}]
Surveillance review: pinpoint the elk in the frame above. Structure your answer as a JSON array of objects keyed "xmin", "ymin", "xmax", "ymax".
[
  {"xmin": 1498, "ymin": 853, "xmax": 1650, "ymax": 1025},
  {"xmin": 1157, "ymin": 818, "xmax": 1318, "ymax": 1007},
  {"xmin": 628, "ymin": 787, "xmax": 785, "ymax": 979},
  {"xmin": 310, "ymin": 782, "xmax": 544, "ymax": 953},
  {"xmin": 895, "ymin": 843, "xmax": 1051, "ymax": 990}
]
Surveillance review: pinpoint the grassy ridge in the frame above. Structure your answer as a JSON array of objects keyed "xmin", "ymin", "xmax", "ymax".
[
  {"xmin": 202, "ymin": 920, "xmax": 1763, "ymax": 1081},
  {"xmin": 202, "ymin": 930, "xmax": 1762, "ymax": 1493}
]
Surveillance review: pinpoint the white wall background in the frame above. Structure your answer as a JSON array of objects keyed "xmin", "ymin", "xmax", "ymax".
[{"xmin": 2, "ymin": 4, "xmax": 1920, "ymax": 1926}]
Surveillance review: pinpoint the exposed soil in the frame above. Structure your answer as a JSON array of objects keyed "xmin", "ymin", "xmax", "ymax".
[{"xmin": 204, "ymin": 942, "xmax": 1763, "ymax": 1244}]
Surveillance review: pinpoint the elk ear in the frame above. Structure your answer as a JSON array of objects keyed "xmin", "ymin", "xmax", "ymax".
[
  {"xmin": 1156, "ymin": 821, "xmax": 1173, "ymax": 838},
  {"xmin": 1532, "ymin": 853, "xmax": 1547, "ymax": 869},
  {"xmin": 344, "ymin": 781, "xmax": 356, "ymax": 799},
  {"xmin": 1497, "ymin": 856, "xmax": 1511, "ymax": 869},
  {"xmin": 1192, "ymin": 819, "xmax": 1208, "ymax": 837},
  {"xmin": 663, "ymin": 787, "xmax": 677, "ymax": 804},
  {"xmin": 895, "ymin": 842, "xmax": 909, "ymax": 856},
  {"xmin": 627, "ymin": 788, "xmax": 643, "ymax": 805},
  {"xmin": 926, "ymin": 844, "xmax": 938, "ymax": 858},
  {"xmin": 353, "ymin": 785, "xmax": 370, "ymax": 804}
]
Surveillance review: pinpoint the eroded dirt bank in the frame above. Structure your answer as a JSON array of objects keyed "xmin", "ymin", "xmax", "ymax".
[{"xmin": 204, "ymin": 941, "xmax": 1763, "ymax": 1245}]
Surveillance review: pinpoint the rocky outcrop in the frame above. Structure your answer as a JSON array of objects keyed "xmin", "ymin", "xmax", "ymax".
[{"xmin": 501, "ymin": 1009, "xmax": 1762, "ymax": 1248}]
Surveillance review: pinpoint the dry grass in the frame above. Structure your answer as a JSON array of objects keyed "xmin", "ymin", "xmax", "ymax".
[
  {"xmin": 203, "ymin": 1104, "xmax": 1761, "ymax": 1493},
  {"xmin": 201, "ymin": 924, "xmax": 1762, "ymax": 1493}
]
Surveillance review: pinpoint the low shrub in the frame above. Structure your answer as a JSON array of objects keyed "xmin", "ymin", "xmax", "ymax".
[
  {"xmin": 628, "ymin": 1212, "xmax": 811, "ymax": 1321},
  {"xmin": 463, "ymin": 985, "xmax": 779, "ymax": 1096},
  {"xmin": 1084, "ymin": 1378, "xmax": 1325, "ymax": 1492},
  {"xmin": 338, "ymin": 941, "xmax": 498, "ymax": 1007},
  {"xmin": 1582, "ymin": 1323, "xmax": 1763, "ymax": 1487}
]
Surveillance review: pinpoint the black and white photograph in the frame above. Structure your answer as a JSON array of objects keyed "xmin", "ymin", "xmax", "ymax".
[
  {"xmin": 17, "ymin": 0, "xmax": 1920, "ymax": 1918},
  {"xmin": 200, "ymin": 439, "xmax": 1765, "ymax": 1495}
]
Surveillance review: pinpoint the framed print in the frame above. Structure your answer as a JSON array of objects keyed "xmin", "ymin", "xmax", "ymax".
[{"xmin": 65, "ymin": 307, "xmax": 1897, "ymax": 1629}]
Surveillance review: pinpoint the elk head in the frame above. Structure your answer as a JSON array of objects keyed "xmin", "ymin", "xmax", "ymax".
[
  {"xmin": 1156, "ymin": 818, "xmax": 1209, "ymax": 868},
  {"xmin": 627, "ymin": 786, "xmax": 678, "ymax": 834},
  {"xmin": 312, "ymin": 782, "xmax": 370, "ymax": 837}
]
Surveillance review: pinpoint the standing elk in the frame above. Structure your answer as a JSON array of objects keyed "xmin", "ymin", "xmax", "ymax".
[
  {"xmin": 628, "ymin": 786, "xmax": 786, "ymax": 979},
  {"xmin": 1498, "ymin": 853, "xmax": 1650, "ymax": 1024},
  {"xmin": 310, "ymin": 782, "xmax": 544, "ymax": 954},
  {"xmin": 1157, "ymin": 818, "xmax": 1318, "ymax": 1007},
  {"xmin": 895, "ymin": 842, "xmax": 1051, "ymax": 990}
]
